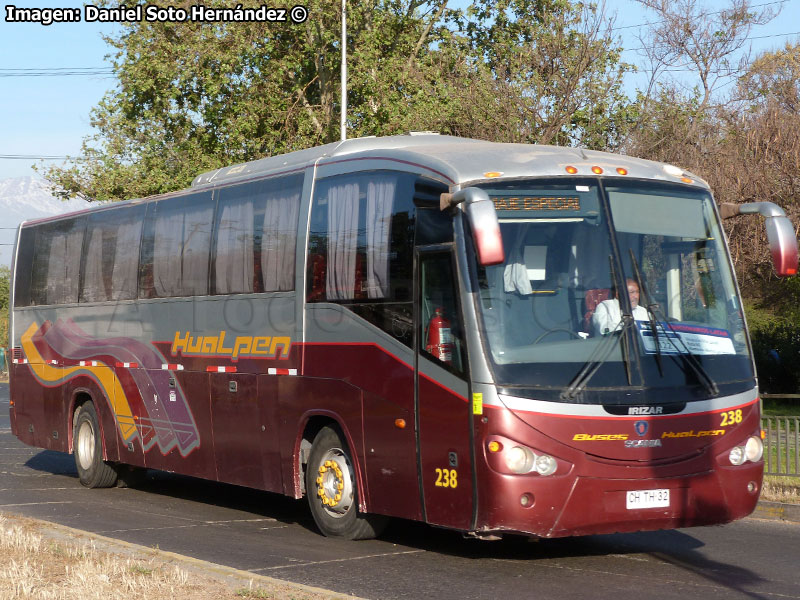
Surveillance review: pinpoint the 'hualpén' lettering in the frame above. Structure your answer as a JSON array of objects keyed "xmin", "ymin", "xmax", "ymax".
[{"xmin": 171, "ymin": 331, "xmax": 291, "ymax": 361}]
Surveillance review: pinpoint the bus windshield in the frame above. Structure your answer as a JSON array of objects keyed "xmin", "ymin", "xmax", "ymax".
[{"xmin": 471, "ymin": 179, "xmax": 754, "ymax": 404}]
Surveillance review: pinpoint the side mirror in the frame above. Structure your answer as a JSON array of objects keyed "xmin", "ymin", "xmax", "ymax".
[
  {"xmin": 441, "ymin": 188, "xmax": 505, "ymax": 266},
  {"xmin": 720, "ymin": 202, "xmax": 798, "ymax": 277}
]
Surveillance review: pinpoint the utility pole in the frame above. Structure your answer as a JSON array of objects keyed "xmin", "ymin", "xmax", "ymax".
[{"xmin": 340, "ymin": 0, "xmax": 347, "ymax": 141}]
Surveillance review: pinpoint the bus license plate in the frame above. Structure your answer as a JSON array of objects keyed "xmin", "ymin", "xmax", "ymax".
[{"xmin": 626, "ymin": 489, "xmax": 669, "ymax": 509}]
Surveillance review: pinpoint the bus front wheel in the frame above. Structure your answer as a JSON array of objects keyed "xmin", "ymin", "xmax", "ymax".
[
  {"xmin": 73, "ymin": 402, "xmax": 118, "ymax": 488},
  {"xmin": 305, "ymin": 426, "xmax": 386, "ymax": 540}
]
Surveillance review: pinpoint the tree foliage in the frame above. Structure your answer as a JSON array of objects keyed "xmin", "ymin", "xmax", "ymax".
[
  {"xmin": 44, "ymin": 0, "xmax": 634, "ymax": 201},
  {"xmin": 1, "ymin": 265, "xmax": 9, "ymax": 353},
  {"xmin": 625, "ymin": 0, "xmax": 796, "ymax": 306},
  {"xmin": 0, "ymin": 265, "xmax": 9, "ymax": 313}
]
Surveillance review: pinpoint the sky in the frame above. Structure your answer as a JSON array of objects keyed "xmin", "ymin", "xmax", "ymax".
[{"xmin": 0, "ymin": 0, "xmax": 798, "ymax": 182}]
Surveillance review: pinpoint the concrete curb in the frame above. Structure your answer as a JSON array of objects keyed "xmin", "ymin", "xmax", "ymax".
[
  {"xmin": 753, "ymin": 501, "xmax": 800, "ymax": 523},
  {"xmin": 1, "ymin": 511, "xmax": 367, "ymax": 600}
]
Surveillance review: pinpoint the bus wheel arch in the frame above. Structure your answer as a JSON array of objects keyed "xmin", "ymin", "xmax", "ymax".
[
  {"xmin": 303, "ymin": 424, "xmax": 387, "ymax": 540},
  {"xmin": 72, "ymin": 399, "xmax": 118, "ymax": 488}
]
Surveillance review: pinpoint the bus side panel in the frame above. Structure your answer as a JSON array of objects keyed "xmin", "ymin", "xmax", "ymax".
[
  {"xmin": 139, "ymin": 370, "xmax": 216, "ymax": 481},
  {"xmin": 210, "ymin": 372, "xmax": 263, "ymax": 489},
  {"xmin": 256, "ymin": 374, "xmax": 283, "ymax": 494},
  {"xmin": 302, "ymin": 308, "xmax": 422, "ymax": 521},
  {"xmin": 361, "ymin": 388, "xmax": 420, "ymax": 520},
  {"xmin": 9, "ymin": 363, "xmax": 39, "ymax": 448},
  {"xmin": 278, "ymin": 377, "xmax": 366, "ymax": 501}
]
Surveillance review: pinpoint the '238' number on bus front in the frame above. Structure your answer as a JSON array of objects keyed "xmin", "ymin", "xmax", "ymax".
[
  {"xmin": 720, "ymin": 409, "xmax": 743, "ymax": 427},
  {"xmin": 435, "ymin": 468, "xmax": 458, "ymax": 488}
]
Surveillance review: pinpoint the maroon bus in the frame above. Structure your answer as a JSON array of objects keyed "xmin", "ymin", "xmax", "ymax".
[{"xmin": 7, "ymin": 135, "xmax": 797, "ymax": 539}]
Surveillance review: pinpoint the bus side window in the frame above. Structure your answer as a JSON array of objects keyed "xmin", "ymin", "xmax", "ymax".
[
  {"xmin": 140, "ymin": 191, "xmax": 214, "ymax": 299},
  {"xmin": 12, "ymin": 227, "xmax": 35, "ymax": 307},
  {"xmin": 212, "ymin": 175, "xmax": 302, "ymax": 295},
  {"xmin": 307, "ymin": 170, "xmax": 416, "ymax": 348},
  {"xmin": 29, "ymin": 217, "xmax": 84, "ymax": 306},
  {"xmin": 80, "ymin": 206, "xmax": 144, "ymax": 303}
]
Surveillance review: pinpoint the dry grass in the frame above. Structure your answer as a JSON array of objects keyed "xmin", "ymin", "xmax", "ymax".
[
  {"xmin": 0, "ymin": 515, "xmax": 340, "ymax": 600},
  {"xmin": 761, "ymin": 477, "xmax": 800, "ymax": 504}
]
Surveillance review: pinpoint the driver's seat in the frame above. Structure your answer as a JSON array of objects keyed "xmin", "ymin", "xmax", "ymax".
[{"xmin": 583, "ymin": 288, "xmax": 610, "ymax": 334}]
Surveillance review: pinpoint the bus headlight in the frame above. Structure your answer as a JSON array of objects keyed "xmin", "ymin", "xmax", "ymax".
[
  {"xmin": 487, "ymin": 436, "xmax": 565, "ymax": 476},
  {"xmin": 534, "ymin": 454, "xmax": 557, "ymax": 476},
  {"xmin": 727, "ymin": 434, "xmax": 764, "ymax": 466},
  {"xmin": 728, "ymin": 445, "xmax": 746, "ymax": 466},
  {"xmin": 505, "ymin": 446, "xmax": 535, "ymax": 474},
  {"xmin": 745, "ymin": 436, "xmax": 763, "ymax": 462}
]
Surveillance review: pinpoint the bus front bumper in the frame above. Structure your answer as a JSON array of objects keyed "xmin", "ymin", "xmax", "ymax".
[{"xmin": 475, "ymin": 462, "xmax": 763, "ymax": 538}]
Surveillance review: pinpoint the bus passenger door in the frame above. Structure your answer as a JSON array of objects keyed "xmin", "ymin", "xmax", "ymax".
[{"xmin": 416, "ymin": 250, "xmax": 474, "ymax": 530}]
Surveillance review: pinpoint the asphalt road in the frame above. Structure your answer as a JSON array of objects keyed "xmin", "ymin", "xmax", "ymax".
[{"xmin": 2, "ymin": 382, "xmax": 800, "ymax": 600}]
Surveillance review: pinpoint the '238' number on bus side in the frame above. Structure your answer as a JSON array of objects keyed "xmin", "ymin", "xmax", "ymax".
[
  {"xmin": 435, "ymin": 468, "xmax": 458, "ymax": 488},
  {"xmin": 720, "ymin": 409, "xmax": 743, "ymax": 427}
]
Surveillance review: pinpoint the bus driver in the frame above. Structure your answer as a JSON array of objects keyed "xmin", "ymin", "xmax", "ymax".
[{"xmin": 592, "ymin": 278, "xmax": 648, "ymax": 336}]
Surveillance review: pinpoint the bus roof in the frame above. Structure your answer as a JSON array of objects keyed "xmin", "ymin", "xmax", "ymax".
[
  {"xmin": 191, "ymin": 134, "xmax": 709, "ymax": 190},
  {"xmin": 20, "ymin": 135, "xmax": 709, "ymax": 229}
]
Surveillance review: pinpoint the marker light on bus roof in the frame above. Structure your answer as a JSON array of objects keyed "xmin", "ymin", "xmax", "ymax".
[
  {"xmin": 591, "ymin": 166, "xmax": 603, "ymax": 174},
  {"xmin": 565, "ymin": 166, "xmax": 578, "ymax": 174},
  {"xmin": 616, "ymin": 168, "xmax": 628, "ymax": 175},
  {"xmin": 483, "ymin": 171, "xmax": 503, "ymax": 178}
]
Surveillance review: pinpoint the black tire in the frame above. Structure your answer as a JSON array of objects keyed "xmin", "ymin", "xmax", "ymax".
[
  {"xmin": 73, "ymin": 402, "xmax": 118, "ymax": 488},
  {"xmin": 306, "ymin": 426, "xmax": 387, "ymax": 540}
]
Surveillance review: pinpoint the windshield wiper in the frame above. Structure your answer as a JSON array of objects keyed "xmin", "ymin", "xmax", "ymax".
[
  {"xmin": 560, "ymin": 315, "xmax": 636, "ymax": 401},
  {"xmin": 628, "ymin": 251, "xmax": 719, "ymax": 397},
  {"xmin": 561, "ymin": 256, "xmax": 635, "ymax": 401}
]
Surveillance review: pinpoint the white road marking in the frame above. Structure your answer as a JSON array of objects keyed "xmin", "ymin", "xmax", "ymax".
[
  {"xmin": 253, "ymin": 550, "xmax": 425, "ymax": 571},
  {"xmin": 0, "ymin": 501, "xmax": 73, "ymax": 507}
]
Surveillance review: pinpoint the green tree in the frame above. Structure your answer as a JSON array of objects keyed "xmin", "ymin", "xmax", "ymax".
[
  {"xmin": 0, "ymin": 265, "xmax": 9, "ymax": 353},
  {"xmin": 448, "ymin": 0, "xmax": 635, "ymax": 149},
  {"xmin": 45, "ymin": 0, "xmax": 635, "ymax": 201},
  {"xmin": 0, "ymin": 266, "xmax": 8, "ymax": 313}
]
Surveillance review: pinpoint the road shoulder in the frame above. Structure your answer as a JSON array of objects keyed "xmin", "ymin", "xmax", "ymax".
[
  {"xmin": 753, "ymin": 501, "xmax": 800, "ymax": 523},
  {"xmin": 0, "ymin": 510, "xmax": 364, "ymax": 600}
]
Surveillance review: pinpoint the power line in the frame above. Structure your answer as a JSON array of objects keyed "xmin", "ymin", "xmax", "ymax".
[
  {"xmin": 0, "ymin": 155, "xmax": 69, "ymax": 160},
  {"xmin": 611, "ymin": 0, "xmax": 792, "ymax": 32},
  {"xmin": 621, "ymin": 29, "xmax": 800, "ymax": 53},
  {"xmin": 0, "ymin": 68, "xmax": 113, "ymax": 77}
]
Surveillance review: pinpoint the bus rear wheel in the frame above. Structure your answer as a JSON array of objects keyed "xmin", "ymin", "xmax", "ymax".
[
  {"xmin": 73, "ymin": 402, "xmax": 118, "ymax": 488},
  {"xmin": 306, "ymin": 426, "xmax": 386, "ymax": 540}
]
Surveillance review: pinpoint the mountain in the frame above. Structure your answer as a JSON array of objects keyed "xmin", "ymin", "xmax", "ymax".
[{"xmin": 0, "ymin": 177, "xmax": 92, "ymax": 267}]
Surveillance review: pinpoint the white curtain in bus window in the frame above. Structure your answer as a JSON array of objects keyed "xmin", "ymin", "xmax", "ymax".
[
  {"xmin": 81, "ymin": 210, "xmax": 143, "ymax": 302},
  {"xmin": 366, "ymin": 179, "xmax": 394, "ymax": 298},
  {"xmin": 325, "ymin": 174, "xmax": 396, "ymax": 301},
  {"xmin": 216, "ymin": 200, "xmax": 255, "ymax": 294},
  {"xmin": 153, "ymin": 199, "xmax": 213, "ymax": 296},
  {"xmin": 45, "ymin": 227, "xmax": 82, "ymax": 304},
  {"xmin": 262, "ymin": 186, "xmax": 300, "ymax": 291},
  {"xmin": 326, "ymin": 181, "xmax": 359, "ymax": 300},
  {"xmin": 30, "ymin": 220, "xmax": 83, "ymax": 305}
]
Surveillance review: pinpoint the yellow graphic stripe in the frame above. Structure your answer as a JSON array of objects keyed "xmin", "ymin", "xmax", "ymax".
[{"xmin": 21, "ymin": 322, "xmax": 137, "ymax": 442}]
